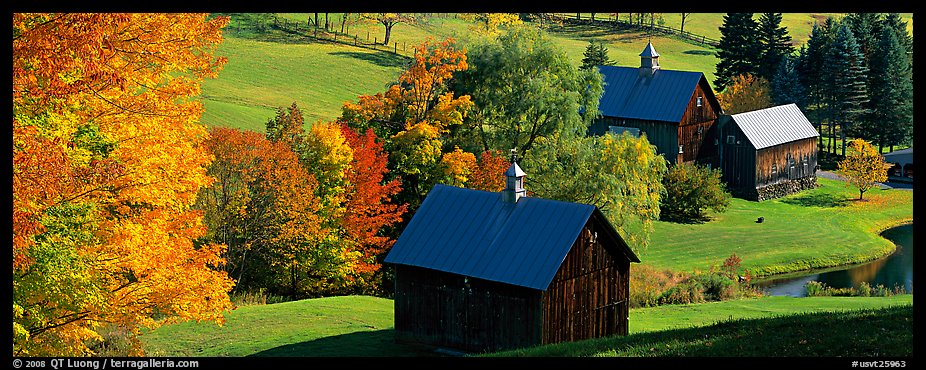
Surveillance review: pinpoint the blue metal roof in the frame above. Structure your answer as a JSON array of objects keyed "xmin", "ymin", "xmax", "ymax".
[
  {"xmin": 597, "ymin": 65, "xmax": 705, "ymax": 123},
  {"xmin": 384, "ymin": 184, "xmax": 634, "ymax": 291}
]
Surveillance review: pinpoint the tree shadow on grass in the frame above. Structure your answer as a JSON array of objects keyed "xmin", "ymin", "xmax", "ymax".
[
  {"xmin": 779, "ymin": 193, "xmax": 852, "ymax": 208},
  {"xmin": 248, "ymin": 329, "xmax": 439, "ymax": 357},
  {"xmin": 328, "ymin": 51, "xmax": 409, "ymax": 69}
]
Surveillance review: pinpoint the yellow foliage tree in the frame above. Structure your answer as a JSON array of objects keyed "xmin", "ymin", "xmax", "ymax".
[
  {"xmin": 13, "ymin": 13, "xmax": 234, "ymax": 356},
  {"xmin": 717, "ymin": 73, "xmax": 772, "ymax": 114},
  {"xmin": 837, "ymin": 139, "xmax": 892, "ymax": 200},
  {"xmin": 440, "ymin": 146, "xmax": 477, "ymax": 187},
  {"xmin": 462, "ymin": 13, "xmax": 523, "ymax": 36}
]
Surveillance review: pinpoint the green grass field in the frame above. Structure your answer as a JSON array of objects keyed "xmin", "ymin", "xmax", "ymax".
[
  {"xmin": 643, "ymin": 177, "xmax": 912, "ymax": 277},
  {"xmin": 139, "ymin": 294, "xmax": 912, "ymax": 357}
]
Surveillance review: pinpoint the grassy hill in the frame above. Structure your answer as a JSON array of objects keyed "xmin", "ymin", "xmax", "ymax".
[{"xmin": 138, "ymin": 294, "xmax": 912, "ymax": 357}]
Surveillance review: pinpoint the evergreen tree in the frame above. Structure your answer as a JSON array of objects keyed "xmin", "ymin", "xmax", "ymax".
[
  {"xmin": 881, "ymin": 13, "xmax": 913, "ymax": 58},
  {"xmin": 867, "ymin": 26, "xmax": 913, "ymax": 151},
  {"xmin": 843, "ymin": 13, "xmax": 881, "ymax": 65},
  {"xmin": 580, "ymin": 41, "xmax": 612, "ymax": 70},
  {"xmin": 798, "ymin": 21, "xmax": 833, "ymax": 149},
  {"xmin": 824, "ymin": 23, "xmax": 870, "ymax": 156},
  {"xmin": 714, "ymin": 13, "xmax": 760, "ymax": 91},
  {"xmin": 771, "ymin": 54, "xmax": 806, "ymax": 109},
  {"xmin": 756, "ymin": 13, "xmax": 794, "ymax": 82}
]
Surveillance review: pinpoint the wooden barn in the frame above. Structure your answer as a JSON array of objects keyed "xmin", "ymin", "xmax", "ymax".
[
  {"xmin": 384, "ymin": 160, "xmax": 640, "ymax": 353},
  {"xmin": 716, "ymin": 104, "xmax": 820, "ymax": 200},
  {"xmin": 588, "ymin": 42, "xmax": 723, "ymax": 165}
]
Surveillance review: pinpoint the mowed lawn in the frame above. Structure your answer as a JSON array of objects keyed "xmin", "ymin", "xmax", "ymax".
[
  {"xmin": 643, "ymin": 177, "xmax": 913, "ymax": 277},
  {"xmin": 139, "ymin": 294, "xmax": 912, "ymax": 357},
  {"xmin": 199, "ymin": 35, "xmax": 407, "ymax": 132}
]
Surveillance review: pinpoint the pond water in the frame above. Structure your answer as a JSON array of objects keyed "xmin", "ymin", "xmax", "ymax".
[{"xmin": 754, "ymin": 224, "xmax": 913, "ymax": 297}]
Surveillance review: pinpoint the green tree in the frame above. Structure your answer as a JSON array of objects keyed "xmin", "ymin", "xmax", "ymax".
[
  {"xmin": 522, "ymin": 132, "xmax": 667, "ymax": 255},
  {"xmin": 824, "ymin": 23, "xmax": 869, "ymax": 156},
  {"xmin": 770, "ymin": 54, "xmax": 806, "ymax": 109},
  {"xmin": 660, "ymin": 162, "xmax": 731, "ymax": 222},
  {"xmin": 451, "ymin": 26, "xmax": 604, "ymax": 154},
  {"xmin": 843, "ymin": 13, "xmax": 881, "ymax": 64},
  {"xmin": 714, "ymin": 13, "xmax": 760, "ymax": 91},
  {"xmin": 837, "ymin": 139, "xmax": 890, "ymax": 200},
  {"xmin": 798, "ymin": 19, "xmax": 835, "ymax": 150},
  {"xmin": 756, "ymin": 13, "xmax": 794, "ymax": 82},
  {"xmin": 866, "ymin": 26, "xmax": 913, "ymax": 151},
  {"xmin": 581, "ymin": 41, "xmax": 613, "ymax": 70}
]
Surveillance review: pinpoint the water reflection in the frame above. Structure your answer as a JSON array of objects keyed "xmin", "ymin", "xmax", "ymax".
[{"xmin": 756, "ymin": 224, "xmax": 913, "ymax": 297}]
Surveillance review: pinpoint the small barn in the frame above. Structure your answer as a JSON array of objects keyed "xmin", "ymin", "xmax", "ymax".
[
  {"xmin": 384, "ymin": 161, "xmax": 640, "ymax": 353},
  {"xmin": 716, "ymin": 104, "xmax": 820, "ymax": 200},
  {"xmin": 588, "ymin": 42, "xmax": 723, "ymax": 165}
]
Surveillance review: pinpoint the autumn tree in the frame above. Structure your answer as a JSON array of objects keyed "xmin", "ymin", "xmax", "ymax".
[
  {"xmin": 717, "ymin": 74, "xmax": 772, "ymax": 114},
  {"xmin": 197, "ymin": 128, "xmax": 331, "ymax": 299},
  {"xmin": 466, "ymin": 150, "xmax": 511, "ymax": 192},
  {"xmin": 340, "ymin": 38, "xmax": 473, "ymax": 209},
  {"xmin": 440, "ymin": 146, "xmax": 477, "ymax": 187},
  {"xmin": 360, "ymin": 13, "xmax": 416, "ymax": 45},
  {"xmin": 837, "ymin": 139, "xmax": 891, "ymax": 201},
  {"xmin": 339, "ymin": 125, "xmax": 407, "ymax": 294},
  {"xmin": 461, "ymin": 13, "xmax": 522, "ymax": 37},
  {"xmin": 13, "ymin": 13, "xmax": 234, "ymax": 356}
]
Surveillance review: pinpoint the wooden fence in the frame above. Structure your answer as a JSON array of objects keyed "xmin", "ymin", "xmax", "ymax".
[
  {"xmin": 549, "ymin": 13, "xmax": 720, "ymax": 48},
  {"xmin": 230, "ymin": 14, "xmax": 416, "ymax": 58}
]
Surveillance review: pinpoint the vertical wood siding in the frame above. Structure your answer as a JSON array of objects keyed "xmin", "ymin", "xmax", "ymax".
[
  {"xmin": 541, "ymin": 214, "xmax": 630, "ymax": 344},
  {"xmin": 679, "ymin": 80, "xmax": 721, "ymax": 164},
  {"xmin": 393, "ymin": 265, "xmax": 542, "ymax": 353},
  {"xmin": 755, "ymin": 138, "xmax": 818, "ymax": 187}
]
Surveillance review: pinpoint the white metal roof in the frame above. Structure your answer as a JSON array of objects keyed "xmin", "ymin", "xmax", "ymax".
[{"xmin": 730, "ymin": 104, "xmax": 819, "ymax": 149}]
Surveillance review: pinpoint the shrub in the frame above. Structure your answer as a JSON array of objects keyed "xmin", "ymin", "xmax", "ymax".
[
  {"xmin": 660, "ymin": 162, "xmax": 732, "ymax": 222},
  {"xmin": 629, "ymin": 264, "xmax": 688, "ymax": 308},
  {"xmin": 693, "ymin": 273, "xmax": 738, "ymax": 301},
  {"xmin": 658, "ymin": 279, "xmax": 705, "ymax": 305}
]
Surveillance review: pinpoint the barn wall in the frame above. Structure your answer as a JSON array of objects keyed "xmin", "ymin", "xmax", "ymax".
[
  {"xmin": 542, "ymin": 214, "xmax": 631, "ymax": 344},
  {"xmin": 393, "ymin": 264, "xmax": 543, "ymax": 353},
  {"xmin": 589, "ymin": 117, "xmax": 680, "ymax": 163},
  {"xmin": 718, "ymin": 118, "xmax": 757, "ymax": 196},
  {"xmin": 679, "ymin": 80, "xmax": 721, "ymax": 164},
  {"xmin": 755, "ymin": 138, "xmax": 818, "ymax": 187}
]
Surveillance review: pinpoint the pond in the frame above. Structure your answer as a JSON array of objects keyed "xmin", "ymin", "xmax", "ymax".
[{"xmin": 754, "ymin": 224, "xmax": 913, "ymax": 297}]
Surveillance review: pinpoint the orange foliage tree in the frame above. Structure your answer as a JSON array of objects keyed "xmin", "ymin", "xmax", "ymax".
[
  {"xmin": 717, "ymin": 73, "xmax": 773, "ymax": 114},
  {"xmin": 196, "ymin": 128, "xmax": 329, "ymax": 298},
  {"xmin": 467, "ymin": 150, "xmax": 512, "ymax": 192},
  {"xmin": 13, "ymin": 13, "xmax": 233, "ymax": 356},
  {"xmin": 340, "ymin": 125, "xmax": 407, "ymax": 292},
  {"xmin": 340, "ymin": 38, "xmax": 473, "ymax": 209}
]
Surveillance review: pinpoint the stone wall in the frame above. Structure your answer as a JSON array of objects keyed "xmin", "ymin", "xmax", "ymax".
[{"xmin": 755, "ymin": 176, "xmax": 820, "ymax": 201}]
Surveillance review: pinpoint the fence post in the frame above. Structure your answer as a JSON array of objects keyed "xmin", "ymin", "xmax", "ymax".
[
  {"xmin": 394, "ymin": 42, "xmax": 397, "ymax": 54},
  {"xmin": 367, "ymin": 31, "xmax": 370, "ymax": 41}
]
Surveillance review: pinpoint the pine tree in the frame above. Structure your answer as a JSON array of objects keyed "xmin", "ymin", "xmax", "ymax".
[
  {"xmin": 581, "ymin": 41, "xmax": 612, "ymax": 70},
  {"xmin": 843, "ymin": 13, "xmax": 881, "ymax": 65},
  {"xmin": 867, "ymin": 26, "xmax": 913, "ymax": 151},
  {"xmin": 798, "ymin": 21, "xmax": 833, "ymax": 149},
  {"xmin": 714, "ymin": 13, "xmax": 760, "ymax": 91},
  {"xmin": 824, "ymin": 23, "xmax": 870, "ymax": 156},
  {"xmin": 771, "ymin": 54, "xmax": 806, "ymax": 109},
  {"xmin": 756, "ymin": 13, "xmax": 794, "ymax": 82},
  {"xmin": 881, "ymin": 13, "xmax": 912, "ymax": 58}
]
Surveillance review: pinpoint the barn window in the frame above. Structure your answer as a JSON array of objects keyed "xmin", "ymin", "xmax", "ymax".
[
  {"xmin": 726, "ymin": 135, "xmax": 735, "ymax": 145},
  {"xmin": 678, "ymin": 144, "xmax": 684, "ymax": 154},
  {"xmin": 696, "ymin": 96, "xmax": 703, "ymax": 107}
]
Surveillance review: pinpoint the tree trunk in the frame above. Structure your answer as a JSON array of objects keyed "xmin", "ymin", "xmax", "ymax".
[
  {"xmin": 290, "ymin": 263, "xmax": 298, "ymax": 300},
  {"xmin": 325, "ymin": 13, "xmax": 329, "ymax": 30},
  {"xmin": 384, "ymin": 23, "xmax": 393, "ymax": 45},
  {"xmin": 314, "ymin": 13, "xmax": 319, "ymax": 29}
]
